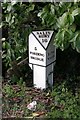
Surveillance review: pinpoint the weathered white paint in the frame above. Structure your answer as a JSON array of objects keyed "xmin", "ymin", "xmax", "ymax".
[
  {"xmin": 29, "ymin": 31, "xmax": 56, "ymax": 89},
  {"xmin": 33, "ymin": 65, "xmax": 46, "ymax": 89},
  {"xmin": 33, "ymin": 62, "xmax": 55, "ymax": 89},
  {"xmin": 29, "ymin": 33, "xmax": 46, "ymax": 66}
]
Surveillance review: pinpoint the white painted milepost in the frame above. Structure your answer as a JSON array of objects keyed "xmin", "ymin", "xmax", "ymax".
[{"xmin": 29, "ymin": 31, "xmax": 56, "ymax": 89}]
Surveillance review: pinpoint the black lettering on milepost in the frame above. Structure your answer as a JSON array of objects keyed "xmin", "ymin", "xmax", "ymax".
[
  {"xmin": 30, "ymin": 51, "xmax": 44, "ymax": 57},
  {"xmin": 30, "ymin": 56, "xmax": 44, "ymax": 62},
  {"xmin": 37, "ymin": 31, "xmax": 50, "ymax": 38},
  {"xmin": 42, "ymin": 39, "xmax": 48, "ymax": 43}
]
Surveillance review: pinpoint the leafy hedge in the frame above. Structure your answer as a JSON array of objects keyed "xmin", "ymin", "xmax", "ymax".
[
  {"xmin": 38, "ymin": 2, "xmax": 80, "ymax": 52},
  {"xmin": 1, "ymin": 2, "xmax": 80, "ymax": 118},
  {"xmin": 1, "ymin": 2, "xmax": 80, "ymax": 69}
]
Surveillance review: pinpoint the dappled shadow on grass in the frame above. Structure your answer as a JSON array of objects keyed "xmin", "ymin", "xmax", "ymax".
[
  {"xmin": 2, "ymin": 79, "xmax": 80, "ymax": 119},
  {"xmin": 2, "ymin": 82, "xmax": 53, "ymax": 118},
  {"xmin": 2, "ymin": 63, "xmax": 80, "ymax": 120}
]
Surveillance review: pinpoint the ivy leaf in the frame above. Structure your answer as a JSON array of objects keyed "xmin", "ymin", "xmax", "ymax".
[
  {"xmin": 46, "ymin": 14, "xmax": 55, "ymax": 26},
  {"xmin": 70, "ymin": 32, "xmax": 79, "ymax": 42},
  {"xmin": 38, "ymin": 6, "xmax": 49, "ymax": 20},
  {"xmin": 70, "ymin": 32, "xmax": 79, "ymax": 49},
  {"xmin": 54, "ymin": 30, "xmax": 65, "ymax": 50},
  {"xmin": 57, "ymin": 12, "xmax": 68, "ymax": 28},
  {"xmin": 72, "ymin": 8, "xmax": 80, "ymax": 17},
  {"xmin": 7, "ymin": 3, "xmax": 12, "ymax": 12},
  {"xmin": 68, "ymin": 13, "xmax": 74, "ymax": 25}
]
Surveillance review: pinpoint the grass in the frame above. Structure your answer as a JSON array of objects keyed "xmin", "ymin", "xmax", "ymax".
[
  {"xmin": 2, "ymin": 81, "xmax": 52, "ymax": 118},
  {"xmin": 2, "ymin": 75, "xmax": 80, "ymax": 119}
]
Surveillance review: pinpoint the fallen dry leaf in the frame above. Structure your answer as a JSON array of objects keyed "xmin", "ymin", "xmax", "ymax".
[{"xmin": 32, "ymin": 111, "xmax": 45, "ymax": 117}]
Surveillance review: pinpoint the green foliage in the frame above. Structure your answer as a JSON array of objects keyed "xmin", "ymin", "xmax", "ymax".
[
  {"xmin": 3, "ymin": 81, "xmax": 80, "ymax": 118},
  {"xmin": 2, "ymin": 2, "xmax": 80, "ymax": 118},
  {"xmin": 3, "ymin": 84, "xmax": 14, "ymax": 97},
  {"xmin": 38, "ymin": 2, "xmax": 80, "ymax": 52},
  {"xmin": 38, "ymin": 4, "xmax": 56, "ymax": 27},
  {"xmin": 10, "ymin": 75, "xmax": 24, "ymax": 85},
  {"xmin": 2, "ymin": 2, "xmax": 80, "ymax": 70},
  {"xmin": 2, "ymin": 2, "xmax": 34, "ymax": 68},
  {"xmin": 70, "ymin": 31, "xmax": 80, "ymax": 52},
  {"xmin": 48, "ymin": 82, "xmax": 80, "ymax": 118}
]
